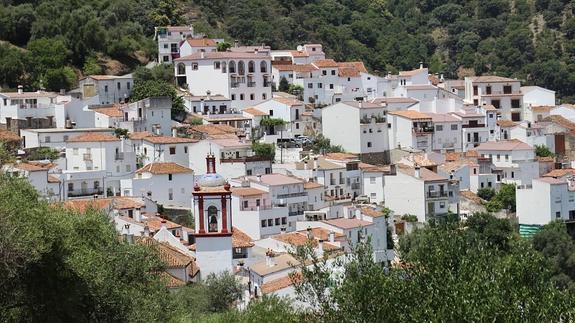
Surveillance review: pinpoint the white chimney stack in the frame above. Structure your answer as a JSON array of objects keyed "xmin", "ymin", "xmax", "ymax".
[
  {"xmin": 414, "ymin": 165, "xmax": 421, "ymax": 179},
  {"xmin": 17, "ymin": 85, "xmax": 23, "ymax": 94},
  {"xmin": 328, "ymin": 230, "xmax": 335, "ymax": 243}
]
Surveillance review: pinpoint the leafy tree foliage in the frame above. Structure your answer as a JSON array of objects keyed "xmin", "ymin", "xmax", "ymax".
[
  {"xmin": 533, "ymin": 221, "xmax": 575, "ymax": 293},
  {"xmin": 131, "ymin": 80, "xmax": 185, "ymax": 119},
  {"xmin": 477, "ymin": 187, "xmax": 496, "ymax": 201},
  {"xmin": 485, "ymin": 183, "xmax": 516, "ymax": 212},
  {"xmin": 535, "ymin": 144, "xmax": 555, "ymax": 157},
  {"xmin": 26, "ymin": 147, "xmax": 61, "ymax": 162},
  {"xmin": 278, "ymin": 77, "xmax": 290, "ymax": 92},
  {"xmin": 311, "ymin": 134, "xmax": 343, "ymax": 153},
  {"xmin": 252, "ymin": 142, "xmax": 276, "ymax": 159}
]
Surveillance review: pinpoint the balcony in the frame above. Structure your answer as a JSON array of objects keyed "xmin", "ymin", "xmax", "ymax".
[
  {"xmin": 360, "ymin": 115, "xmax": 386, "ymax": 124},
  {"xmin": 462, "ymin": 123, "xmax": 486, "ymax": 128},
  {"xmin": 67, "ymin": 189, "xmax": 104, "ymax": 198},
  {"xmin": 414, "ymin": 126, "xmax": 434, "ymax": 134},
  {"xmin": 240, "ymin": 205, "xmax": 274, "ymax": 211},
  {"xmin": 83, "ymin": 153, "xmax": 92, "ymax": 161},
  {"xmin": 231, "ymin": 82, "xmax": 240, "ymax": 88},
  {"xmin": 351, "ymin": 183, "xmax": 361, "ymax": 190},
  {"xmin": 115, "ymin": 152, "xmax": 124, "ymax": 161},
  {"xmin": 276, "ymin": 192, "xmax": 308, "ymax": 199},
  {"xmin": 427, "ymin": 191, "xmax": 448, "ymax": 198},
  {"xmin": 288, "ymin": 210, "xmax": 304, "ymax": 217},
  {"xmin": 247, "ymin": 81, "xmax": 256, "ymax": 87},
  {"xmin": 330, "ymin": 179, "xmax": 336, "ymax": 185},
  {"xmin": 264, "ymin": 81, "xmax": 272, "ymax": 87}
]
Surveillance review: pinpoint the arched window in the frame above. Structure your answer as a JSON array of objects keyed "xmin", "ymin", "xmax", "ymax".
[
  {"xmin": 208, "ymin": 206, "xmax": 218, "ymax": 232},
  {"xmin": 248, "ymin": 61, "xmax": 255, "ymax": 73},
  {"xmin": 221, "ymin": 61, "xmax": 227, "ymax": 73},
  {"xmin": 238, "ymin": 61, "xmax": 245, "ymax": 75},
  {"xmin": 260, "ymin": 61, "xmax": 268, "ymax": 73},
  {"xmin": 177, "ymin": 63, "xmax": 186, "ymax": 75},
  {"xmin": 229, "ymin": 61, "xmax": 236, "ymax": 73}
]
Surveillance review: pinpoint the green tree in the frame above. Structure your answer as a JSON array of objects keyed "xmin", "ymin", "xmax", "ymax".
[
  {"xmin": 82, "ymin": 56, "xmax": 102, "ymax": 75},
  {"xmin": 311, "ymin": 134, "xmax": 343, "ymax": 153},
  {"xmin": 252, "ymin": 142, "xmax": 275, "ymax": 159},
  {"xmin": 278, "ymin": 77, "xmax": 290, "ymax": 92},
  {"xmin": 535, "ymin": 144, "xmax": 555, "ymax": 157},
  {"xmin": 217, "ymin": 41, "xmax": 232, "ymax": 52},
  {"xmin": 26, "ymin": 147, "xmax": 60, "ymax": 162},
  {"xmin": 131, "ymin": 80, "xmax": 186, "ymax": 119},
  {"xmin": 477, "ymin": 187, "xmax": 496, "ymax": 200},
  {"xmin": 533, "ymin": 221, "xmax": 575, "ymax": 293}
]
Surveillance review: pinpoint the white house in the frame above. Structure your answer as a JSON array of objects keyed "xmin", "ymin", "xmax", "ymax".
[
  {"xmin": 517, "ymin": 176, "xmax": 575, "ymax": 225},
  {"xmin": 322, "ymin": 101, "xmax": 389, "ymax": 162},
  {"xmin": 77, "ymin": 74, "xmax": 133, "ymax": 104},
  {"xmin": 174, "ymin": 51, "xmax": 273, "ymax": 110},
  {"xmin": 387, "ymin": 110, "xmax": 434, "ymax": 152},
  {"xmin": 426, "ymin": 113, "xmax": 462, "ymax": 152},
  {"xmin": 179, "ymin": 37, "xmax": 218, "ymax": 57},
  {"xmin": 121, "ymin": 162, "xmax": 194, "ymax": 209},
  {"xmin": 140, "ymin": 135, "xmax": 197, "ymax": 168},
  {"xmin": 253, "ymin": 97, "xmax": 307, "ymax": 138},
  {"xmin": 63, "ymin": 133, "xmax": 136, "ymax": 198},
  {"xmin": 155, "ymin": 25, "xmax": 198, "ymax": 64},
  {"xmin": 384, "ymin": 164, "xmax": 459, "ymax": 223},
  {"xmin": 20, "ymin": 128, "xmax": 114, "ymax": 149},
  {"xmin": 464, "ymin": 76, "xmax": 523, "ymax": 121},
  {"xmin": 0, "ymin": 89, "xmax": 70, "ymax": 132},
  {"xmin": 521, "ymin": 85, "xmax": 556, "ymax": 107},
  {"xmin": 119, "ymin": 97, "xmax": 173, "ymax": 136},
  {"xmin": 3, "ymin": 162, "xmax": 61, "ymax": 201},
  {"xmin": 475, "ymin": 139, "xmax": 538, "ymax": 185}
]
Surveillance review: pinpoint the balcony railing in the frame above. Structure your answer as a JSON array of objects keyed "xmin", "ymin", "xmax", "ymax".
[
  {"xmin": 462, "ymin": 124, "xmax": 486, "ymax": 128},
  {"xmin": 231, "ymin": 82, "xmax": 240, "ymax": 88},
  {"xmin": 414, "ymin": 126, "xmax": 434, "ymax": 133},
  {"xmin": 276, "ymin": 192, "xmax": 308, "ymax": 199},
  {"xmin": 427, "ymin": 191, "xmax": 448, "ymax": 198},
  {"xmin": 264, "ymin": 81, "xmax": 272, "ymax": 87},
  {"xmin": 115, "ymin": 152, "xmax": 124, "ymax": 160},
  {"xmin": 247, "ymin": 81, "xmax": 256, "ymax": 87},
  {"xmin": 240, "ymin": 205, "xmax": 274, "ymax": 211},
  {"xmin": 83, "ymin": 153, "xmax": 92, "ymax": 161},
  {"xmin": 67, "ymin": 189, "xmax": 104, "ymax": 198},
  {"xmin": 289, "ymin": 210, "xmax": 304, "ymax": 216}
]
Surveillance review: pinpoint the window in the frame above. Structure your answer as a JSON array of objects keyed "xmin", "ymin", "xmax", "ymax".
[
  {"xmin": 308, "ymin": 83, "xmax": 313, "ymax": 89},
  {"xmin": 262, "ymin": 93, "xmax": 267, "ymax": 100},
  {"xmin": 370, "ymin": 177, "xmax": 376, "ymax": 184},
  {"xmin": 117, "ymin": 82, "xmax": 121, "ymax": 90},
  {"xmin": 260, "ymin": 61, "xmax": 268, "ymax": 73},
  {"xmin": 229, "ymin": 61, "xmax": 236, "ymax": 73},
  {"xmin": 73, "ymin": 148, "xmax": 79, "ymax": 155},
  {"xmin": 335, "ymin": 98, "xmax": 341, "ymax": 102},
  {"xmin": 104, "ymin": 85, "xmax": 108, "ymax": 93},
  {"xmin": 177, "ymin": 63, "xmax": 185, "ymax": 75},
  {"xmin": 256, "ymin": 199, "xmax": 260, "ymax": 206},
  {"xmin": 322, "ymin": 70, "xmax": 327, "ymax": 76},
  {"xmin": 367, "ymin": 142, "xmax": 372, "ymax": 148},
  {"xmin": 556, "ymin": 211, "xmax": 561, "ymax": 219},
  {"xmin": 231, "ymin": 94, "xmax": 236, "ymax": 100},
  {"xmin": 485, "ymin": 86, "xmax": 491, "ymax": 94},
  {"xmin": 261, "ymin": 220, "xmax": 267, "ymax": 227},
  {"xmin": 497, "ymin": 154, "xmax": 500, "ymax": 161},
  {"xmin": 68, "ymin": 183, "xmax": 74, "ymax": 192},
  {"xmin": 275, "ymin": 218, "xmax": 280, "ymax": 225},
  {"xmin": 191, "ymin": 63, "xmax": 198, "ymax": 70},
  {"xmin": 214, "ymin": 61, "xmax": 220, "ymax": 69},
  {"xmin": 435, "ymin": 125, "xmax": 443, "ymax": 131},
  {"xmin": 250, "ymin": 93, "xmax": 255, "ymax": 100},
  {"xmin": 505, "ymin": 154, "xmax": 509, "ymax": 161},
  {"xmin": 269, "ymin": 110, "xmax": 273, "ymax": 116},
  {"xmin": 246, "ymin": 169, "xmax": 252, "ymax": 175},
  {"xmin": 240, "ymin": 94, "xmax": 244, "ymax": 100},
  {"xmin": 184, "ymin": 146, "xmax": 188, "ymax": 154},
  {"xmin": 163, "ymin": 55, "xmax": 169, "ymax": 62},
  {"xmin": 296, "ymin": 123, "xmax": 299, "ymax": 129},
  {"xmin": 282, "ymin": 217, "xmax": 287, "ymax": 225},
  {"xmin": 208, "ymin": 206, "xmax": 218, "ymax": 232},
  {"xmin": 168, "ymin": 190, "xmax": 173, "ymax": 200},
  {"xmin": 169, "ymin": 147, "xmax": 176, "ymax": 155},
  {"xmin": 503, "ymin": 85, "xmax": 512, "ymax": 94},
  {"xmin": 243, "ymin": 201, "xmax": 248, "ymax": 208},
  {"xmin": 94, "ymin": 181, "xmax": 100, "ymax": 189},
  {"xmin": 439, "ymin": 202, "xmax": 445, "ymax": 208},
  {"xmin": 331, "ymin": 70, "xmax": 336, "ymax": 75},
  {"xmin": 511, "ymin": 171, "xmax": 515, "ymax": 178},
  {"xmin": 45, "ymin": 136, "xmax": 51, "ymax": 143},
  {"xmin": 127, "ymin": 82, "xmax": 131, "ymax": 90},
  {"xmin": 248, "ymin": 61, "xmax": 255, "ymax": 73},
  {"xmin": 268, "ymin": 219, "xmax": 273, "ymax": 226},
  {"xmin": 126, "ymin": 165, "xmax": 131, "ymax": 172},
  {"xmin": 511, "ymin": 99, "xmax": 520, "ymax": 109},
  {"xmin": 168, "ymin": 174, "xmax": 173, "ymax": 181},
  {"xmin": 265, "ymin": 167, "xmax": 271, "ymax": 174},
  {"xmin": 163, "ymin": 44, "xmax": 168, "ymax": 49},
  {"xmin": 329, "ymin": 84, "xmax": 334, "ymax": 89},
  {"xmin": 221, "ymin": 62, "xmax": 227, "ymax": 73},
  {"xmin": 63, "ymin": 135, "xmax": 68, "ymax": 141},
  {"xmin": 318, "ymin": 83, "xmax": 322, "ymax": 88},
  {"xmin": 473, "ymin": 86, "xmax": 478, "ymax": 95},
  {"xmin": 491, "ymin": 100, "xmax": 500, "ymax": 109},
  {"xmin": 451, "ymin": 124, "xmax": 458, "ymax": 130},
  {"xmin": 238, "ymin": 61, "xmax": 245, "ymax": 75}
]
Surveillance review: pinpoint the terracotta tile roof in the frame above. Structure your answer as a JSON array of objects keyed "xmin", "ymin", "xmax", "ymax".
[
  {"xmin": 341, "ymin": 101, "xmax": 382, "ymax": 109},
  {"xmin": 537, "ymin": 177, "xmax": 566, "ymax": 185},
  {"xmin": 440, "ymin": 160, "xmax": 478, "ymax": 173},
  {"xmin": 397, "ymin": 163, "xmax": 447, "ymax": 181},
  {"xmin": 13, "ymin": 162, "xmax": 46, "ymax": 172},
  {"xmin": 360, "ymin": 207, "xmax": 385, "ymax": 218},
  {"xmin": 542, "ymin": 168, "xmax": 575, "ymax": 178},
  {"xmin": 300, "ymin": 227, "xmax": 344, "ymax": 241},
  {"xmin": 445, "ymin": 152, "xmax": 462, "ymax": 162},
  {"xmin": 250, "ymin": 253, "xmax": 297, "ymax": 276},
  {"xmin": 316, "ymin": 159, "xmax": 344, "ymax": 170},
  {"xmin": 129, "ymin": 131, "xmax": 154, "ymax": 140},
  {"xmin": 232, "ymin": 227, "xmax": 254, "ymax": 248},
  {"xmin": 67, "ymin": 133, "xmax": 120, "ymax": 143},
  {"xmin": 143, "ymin": 135, "xmax": 197, "ymax": 144},
  {"xmin": 91, "ymin": 105, "xmax": 123, "ymax": 117},
  {"xmin": 290, "ymin": 50, "xmax": 309, "ymax": 57},
  {"xmin": 160, "ymin": 271, "xmax": 187, "ymax": 288},
  {"xmin": 136, "ymin": 162, "xmax": 193, "ymax": 175},
  {"xmin": 399, "ymin": 68, "xmax": 426, "ymax": 77},
  {"xmin": 388, "ymin": 110, "xmax": 432, "ymax": 120},
  {"xmin": 303, "ymin": 181, "xmax": 323, "ymax": 189},
  {"xmin": 145, "ymin": 215, "xmax": 182, "ymax": 231},
  {"xmin": 411, "ymin": 154, "xmax": 438, "ymax": 167},
  {"xmin": 426, "ymin": 113, "xmax": 460, "ymax": 123},
  {"xmin": 497, "ymin": 120, "xmax": 517, "ymax": 128},
  {"xmin": 460, "ymin": 190, "xmax": 483, "ymax": 204},
  {"xmin": 312, "ymin": 59, "xmax": 339, "ymax": 68},
  {"xmin": 273, "ymin": 232, "xmax": 339, "ymax": 251},
  {"xmin": 87, "ymin": 75, "xmax": 129, "ymax": 81},
  {"xmin": 189, "ymin": 124, "xmax": 239, "ymax": 137},
  {"xmin": 138, "ymin": 237, "xmax": 192, "ymax": 268},
  {"xmin": 164, "ymin": 26, "xmax": 193, "ymax": 32},
  {"xmin": 0, "ymin": 91, "xmax": 58, "ymax": 99},
  {"xmin": 48, "ymin": 174, "xmax": 61, "ymax": 183},
  {"xmin": 360, "ymin": 163, "xmax": 391, "ymax": 172},
  {"xmin": 466, "ymin": 150, "xmax": 479, "ymax": 158},
  {"xmin": 231, "ymin": 187, "xmax": 266, "ymax": 197},
  {"xmin": 261, "ymin": 273, "xmax": 301, "ymax": 294},
  {"xmin": 62, "ymin": 197, "xmax": 144, "ymax": 213},
  {"xmin": 531, "ymin": 105, "xmax": 555, "ymax": 113},
  {"xmin": 243, "ymin": 107, "xmax": 268, "ymax": 116},
  {"xmin": 543, "ymin": 115, "xmax": 575, "ymax": 131},
  {"xmin": 322, "ymin": 218, "xmax": 372, "ymax": 229},
  {"xmin": 186, "ymin": 38, "xmax": 217, "ymax": 47},
  {"xmin": 271, "ymin": 97, "xmax": 304, "ymax": 106},
  {"xmin": 537, "ymin": 156, "xmax": 555, "ymax": 162},
  {"xmin": 483, "ymin": 104, "xmax": 497, "ymax": 111},
  {"xmin": 476, "ymin": 139, "xmax": 532, "ymax": 151},
  {"xmin": 272, "ymin": 63, "xmax": 318, "ymax": 72},
  {"xmin": 337, "ymin": 62, "xmax": 368, "ymax": 77},
  {"xmin": 324, "ymin": 152, "xmax": 359, "ymax": 161},
  {"xmin": 0, "ymin": 129, "xmax": 21, "ymax": 142},
  {"xmin": 370, "ymin": 97, "xmax": 418, "ymax": 104},
  {"xmin": 470, "ymin": 75, "xmax": 517, "ymax": 83}
]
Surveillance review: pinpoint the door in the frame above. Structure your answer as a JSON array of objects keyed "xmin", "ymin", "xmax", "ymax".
[{"xmin": 555, "ymin": 134, "xmax": 565, "ymax": 156}]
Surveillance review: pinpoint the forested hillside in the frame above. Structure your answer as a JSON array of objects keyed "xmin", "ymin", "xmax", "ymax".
[{"xmin": 2, "ymin": 0, "xmax": 575, "ymax": 100}]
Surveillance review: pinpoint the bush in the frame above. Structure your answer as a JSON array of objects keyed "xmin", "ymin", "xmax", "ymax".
[{"xmin": 477, "ymin": 188, "xmax": 496, "ymax": 201}]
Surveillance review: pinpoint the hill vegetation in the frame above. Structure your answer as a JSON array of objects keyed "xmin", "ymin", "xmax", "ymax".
[{"xmin": 3, "ymin": 0, "xmax": 575, "ymax": 100}]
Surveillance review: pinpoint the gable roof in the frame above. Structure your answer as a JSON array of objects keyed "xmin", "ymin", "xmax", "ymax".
[
  {"xmin": 136, "ymin": 162, "xmax": 193, "ymax": 175},
  {"xmin": 186, "ymin": 38, "xmax": 217, "ymax": 47},
  {"xmin": 143, "ymin": 135, "xmax": 198, "ymax": 144},
  {"xmin": 397, "ymin": 163, "xmax": 447, "ymax": 182},
  {"xmin": 62, "ymin": 197, "xmax": 144, "ymax": 213},
  {"xmin": 91, "ymin": 105, "xmax": 124, "ymax": 117},
  {"xmin": 476, "ymin": 139, "xmax": 532, "ymax": 151},
  {"xmin": 469, "ymin": 75, "xmax": 517, "ymax": 83},
  {"xmin": 243, "ymin": 107, "xmax": 268, "ymax": 116},
  {"xmin": 232, "ymin": 227, "xmax": 254, "ymax": 248},
  {"xmin": 388, "ymin": 110, "xmax": 432, "ymax": 121},
  {"xmin": 312, "ymin": 59, "xmax": 339, "ymax": 68},
  {"xmin": 67, "ymin": 133, "xmax": 120, "ymax": 143},
  {"xmin": 542, "ymin": 168, "xmax": 575, "ymax": 178},
  {"xmin": 543, "ymin": 115, "xmax": 575, "ymax": 131},
  {"xmin": 337, "ymin": 62, "xmax": 368, "ymax": 77},
  {"xmin": 399, "ymin": 68, "xmax": 426, "ymax": 77}
]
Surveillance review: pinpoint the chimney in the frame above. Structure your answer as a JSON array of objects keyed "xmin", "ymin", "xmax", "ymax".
[
  {"xmin": 257, "ymin": 174, "xmax": 262, "ymax": 182},
  {"xmin": 200, "ymin": 51, "xmax": 205, "ymax": 59},
  {"xmin": 17, "ymin": 85, "xmax": 23, "ymax": 94},
  {"xmin": 234, "ymin": 40, "xmax": 239, "ymax": 48},
  {"xmin": 265, "ymin": 249, "xmax": 275, "ymax": 267},
  {"xmin": 328, "ymin": 230, "xmax": 335, "ymax": 243},
  {"xmin": 200, "ymin": 98, "xmax": 205, "ymax": 114},
  {"xmin": 143, "ymin": 225, "xmax": 150, "ymax": 236},
  {"xmin": 419, "ymin": 62, "xmax": 423, "ymax": 69},
  {"xmin": 206, "ymin": 90, "xmax": 211, "ymax": 100},
  {"xmin": 527, "ymin": 122, "xmax": 531, "ymax": 128},
  {"xmin": 160, "ymin": 219, "xmax": 167, "ymax": 229},
  {"xmin": 414, "ymin": 165, "xmax": 421, "ymax": 179},
  {"xmin": 440, "ymin": 74, "xmax": 444, "ymax": 82},
  {"xmin": 307, "ymin": 227, "xmax": 313, "ymax": 240},
  {"xmin": 254, "ymin": 48, "xmax": 258, "ymax": 54},
  {"xmin": 358, "ymin": 101, "xmax": 362, "ymax": 108},
  {"xmin": 318, "ymin": 239, "xmax": 324, "ymax": 256},
  {"xmin": 449, "ymin": 170, "xmax": 454, "ymax": 180}
]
